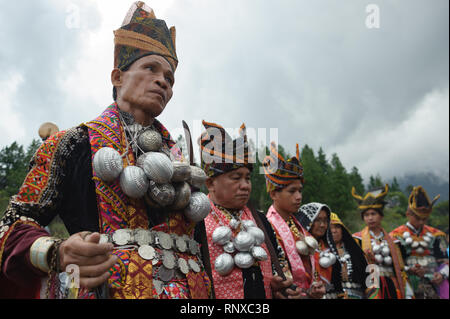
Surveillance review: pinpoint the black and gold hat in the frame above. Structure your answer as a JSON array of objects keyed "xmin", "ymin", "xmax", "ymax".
[
  {"xmin": 407, "ymin": 186, "xmax": 440, "ymax": 219},
  {"xmin": 351, "ymin": 184, "xmax": 389, "ymax": 217},
  {"xmin": 114, "ymin": 1, "xmax": 178, "ymax": 72}
]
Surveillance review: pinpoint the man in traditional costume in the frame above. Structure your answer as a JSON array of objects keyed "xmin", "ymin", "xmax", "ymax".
[
  {"xmin": 352, "ymin": 184, "xmax": 408, "ymax": 299},
  {"xmin": 262, "ymin": 142, "xmax": 326, "ymax": 299},
  {"xmin": 329, "ymin": 212, "xmax": 368, "ymax": 299},
  {"xmin": 0, "ymin": 2, "xmax": 212, "ymax": 299},
  {"xmin": 296, "ymin": 202, "xmax": 342, "ymax": 299},
  {"xmin": 199, "ymin": 121, "xmax": 302, "ymax": 299},
  {"xmin": 390, "ymin": 186, "xmax": 448, "ymax": 299}
]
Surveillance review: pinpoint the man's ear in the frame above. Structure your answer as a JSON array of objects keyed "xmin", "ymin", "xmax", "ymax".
[
  {"xmin": 111, "ymin": 68, "xmax": 123, "ymax": 87},
  {"xmin": 205, "ymin": 177, "xmax": 215, "ymax": 193},
  {"xmin": 269, "ymin": 190, "xmax": 277, "ymax": 201}
]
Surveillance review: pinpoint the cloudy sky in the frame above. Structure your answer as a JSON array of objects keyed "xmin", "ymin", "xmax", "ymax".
[{"xmin": 0, "ymin": 0, "xmax": 448, "ymax": 184}]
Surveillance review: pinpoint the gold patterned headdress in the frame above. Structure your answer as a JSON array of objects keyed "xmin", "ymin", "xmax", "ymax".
[
  {"xmin": 351, "ymin": 184, "xmax": 389, "ymax": 217},
  {"xmin": 114, "ymin": 1, "xmax": 178, "ymax": 72},
  {"xmin": 407, "ymin": 186, "xmax": 440, "ymax": 219}
]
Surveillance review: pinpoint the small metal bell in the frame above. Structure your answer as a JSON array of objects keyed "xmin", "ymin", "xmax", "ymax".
[
  {"xmin": 184, "ymin": 192, "xmax": 211, "ymax": 222},
  {"xmin": 383, "ymin": 256, "xmax": 393, "ymax": 266},
  {"xmin": 304, "ymin": 236, "xmax": 319, "ymax": 250},
  {"xmin": 137, "ymin": 129, "xmax": 162, "ymax": 152},
  {"xmin": 223, "ymin": 241, "xmax": 236, "ymax": 254},
  {"xmin": 140, "ymin": 152, "xmax": 174, "ymax": 184},
  {"xmin": 171, "ymin": 161, "xmax": 192, "ymax": 182},
  {"xmin": 296, "ymin": 241, "xmax": 310, "ymax": 255},
  {"xmin": 147, "ymin": 181, "xmax": 175, "ymax": 207},
  {"xmin": 381, "ymin": 246, "xmax": 390, "ymax": 257},
  {"xmin": 93, "ymin": 147, "xmax": 123, "ymax": 182},
  {"xmin": 251, "ymin": 246, "xmax": 268, "ymax": 261},
  {"xmin": 215, "ymin": 253, "xmax": 234, "ymax": 276},
  {"xmin": 246, "ymin": 226, "xmax": 265, "ymax": 246},
  {"xmin": 189, "ymin": 165, "xmax": 207, "ymax": 189},
  {"xmin": 375, "ymin": 254, "xmax": 384, "ymax": 264},
  {"xmin": 234, "ymin": 231, "xmax": 255, "ymax": 252},
  {"xmin": 170, "ymin": 182, "xmax": 191, "ymax": 210},
  {"xmin": 212, "ymin": 226, "xmax": 232, "ymax": 245},
  {"xmin": 120, "ymin": 165, "xmax": 149, "ymax": 198},
  {"xmin": 234, "ymin": 252, "xmax": 255, "ymax": 269}
]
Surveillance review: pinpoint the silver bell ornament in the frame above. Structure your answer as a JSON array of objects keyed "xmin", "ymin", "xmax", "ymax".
[
  {"xmin": 93, "ymin": 147, "xmax": 123, "ymax": 182},
  {"xmin": 403, "ymin": 231, "xmax": 411, "ymax": 239},
  {"xmin": 381, "ymin": 246, "xmax": 391, "ymax": 257},
  {"xmin": 215, "ymin": 253, "xmax": 235, "ymax": 276},
  {"xmin": 419, "ymin": 241, "xmax": 428, "ymax": 248},
  {"xmin": 241, "ymin": 220, "xmax": 256, "ymax": 229},
  {"xmin": 246, "ymin": 227, "xmax": 265, "ymax": 246},
  {"xmin": 375, "ymin": 254, "xmax": 384, "ymax": 264},
  {"xmin": 212, "ymin": 226, "xmax": 232, "ymax": 245},
  {"xmin": 137, "ymin": 129, "xmax": 162, "ymax": 152},
  {"xmin": 170, "ymin": 182, "xmax": 191, "ymax": 210},
  {"xmin": 147, "ymin": 181, "xmax": 175, "ymax": 207},
  {"xmin": 234, "ymin": 252, "xmax": 255, "ymax": 269},
  {"xmin": 319, "ymin": 256, "xmax": 332, "ymax": 268},
  {"xmin": 184, "ymin": 192, "xmax": 211, "ymax": 222},
  {"xmin": 139, "ymin": 152, "xmax": 173, "ymax": 184},
  {"xmin": 189, "ymin": 165, "xmax": 208, "ymax": 189},
  {"xmin": 416, "ymin": 247, "xmax": 425, "ymax": 254},
  {"xmin": 411, "ymin": 241, "xmax": 420, "ymax": 249},
  {"xmin": 120, "ymin": 165, "xmax": 149, "ymax": 198},
  {"xmin": 223, "ymin": 241, "xmax": 236, "ymax": 254},
  {"xmin": 423, "ymin": 236, "xmax": 432, "ymax": 244},
  {"xmin": 171, "ymin": 161, "xmax": 192, "ymax": 182},
  {"xmin": 372, "ymin": 244, "xmax": 381, "ymax": 254},
  {"xmin": 405, "ymin": 237, "xmax": 413, "ymax": 245},
  {"xmin": 304, "ymin": 236, "xmax": 319, "ymax": 250},
  {"xmin": 328, "ymin": 253, "xmax": 337, "ymax": 265},
  {"xmin": 234, "ymin": 231, "xmax": 256, "ymax": 252},
  {"xmin": 296, "ymin": 241, "xmax": 310, "ymax": 255},
  {"xmin": 229, "ymin": 219, "xmax": 240, "ymax": 230},
  {"xmin": 251, "ymin": 246, "xmax": 268, "ymax": 261},
  {"xmin": 383, "ymin": 256, "xmax": 393, "ymax": 266}
]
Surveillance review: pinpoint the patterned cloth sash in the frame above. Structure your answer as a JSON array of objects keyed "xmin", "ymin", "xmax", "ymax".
[
  {"xmin": 204, "ymin": 200, "xmax": 273, "ymax": 299},
  {"xmin": 266, "ymin": 205, "xmax": 313, "ymax": 289},
  {"xmin": 361, "ymin": 226, "xmax": 405, "ymax": 299}
]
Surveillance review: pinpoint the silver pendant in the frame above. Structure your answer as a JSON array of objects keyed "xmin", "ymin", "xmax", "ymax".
[
  {"xmin": 188, "ymin": 239, "xmax": 200, "ymax": 255},
  {"xmin": 148, "ymin": 181, "xmax": 176, "ymax": 207},
  {"xmin": 251, "ymin": 246, "xmax": 268, "ymax": 261},
  {"xmin": 158, "ymin": 265, "xmax": 175, "ymax": 282},
  {"xmin": 223, "ymin": 241, "xmax": 236, "ymax": 254},
  {"xmin": 234, "ymin": 231, "xmax": 255, "ymax": 252},
  {"xmin": 93, "ymin": 147, "xmax": 123, "ymax": 182},
  {"xmin": 212, "ymin": 226, "xmax": 232, "ymax": 245},
  {"xmin": 171, "ymin": 161, "xmax": 192, "ymax": 182},
  {"xmin": 137, "ymin": 129, "xmax": 163, "ymax": 152},
  {"xmin": 184, "ymin": 192, "xmax": 211, "ymax": 222},
  {"xmin": 120, "ymin": 165, "xmax": 149, "ymax": 198},
  {"xmin": 112, "ymin": 229, "xmax": 132, "ymax": 246},
  {"xmin": 170, "ymin": 182, "xmax": 191, "ymax": 211},
  {"xmin": 416, "ymin": 247, "xmax": 425, "ymax": 254},
  {"xmin": 296, "ymin": 240, "xmax": 310, "ymax": 255},
  {"xmin": 419, "ymin": 241, "xmax": 428, "ymax": 248},
  {"xmin": 215, "ymin": 253, "xmax": 234, "ymax": 276},
  {"xmin": 99, "ymin": 233, "xmax": 110, "ymax": 244},
  {"xmin": 162, "ymin": 250, "xmax": 176, "ymax": 269},
  {"xmin": 234, "ymin": 252, "xmax": 255, "ymax": 269},
  {"xmin": 246, "ymin": 227, "xmax": 265, "ymax": 246},
  {"xmin": 134, "ymin": 229, "xmax": 152, "ymax": 246},
  {"xmin": 405, "ymin": 237, "xmax": 413, "ymax": 245},
  {"xmin": 381, "ymin": 246, "xmax": 390, "ymax": 257},
  {"xmin": 140, "ymin": 152, "xmax": 174, "ymax": 184},
  {"xmin": 375, "ymin": 254, "xmax": 384, "ymax": 264},
  {"xmin": 383, "ymin": 256, "xmax": 393, "ymax": 266},
  {"xmin": 319, "ymin": 256, "xmax": 332, "ymax": 268},
  {"xmin": 153, "ymin": 279, "xmax": 164, "ymax": 295},
  {"xmin": 178, "ymin": 258, "xmax": 190, "ymax": 275},
  {"xmin": 229, "ymin": 218, "xmax": 240, "ymax": 230},
  {"xmin": 188, "ymin": 259, "xmax": 201, "ymax": 273},
  {"xmin": 189, "ymin": 165, "xmax": 208, "ymax": 189},
  {"xmin": 241, "ymin": 220, "xmax": 256, "ymax": 229},
  {"xmin": 157, "ymin": 232, "xmax": 173, "ymax": 250},
  {"xmin": 175, "ymin": 236, "xmax": 187, "ymax": 253},
  {"xmin": 411, "ymin": 241, "xmax": 420, "ymax": 249},
  {"xmin": 138, "ymin": 245, "xmax": 156, "ymax": 260},
  {"xmin": 372, "ymin": 244, "xmax": 381, "ymax": 254},
  {"xmin": 304, "ymin": 236, "xmax": 319, "ymax": 250}
]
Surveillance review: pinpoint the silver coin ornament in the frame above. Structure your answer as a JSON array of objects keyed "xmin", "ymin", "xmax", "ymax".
[
  {"xmin": 223, "ymin": 241, "xmax": 236, "ymax": 254},
  {"xmin": 419, "ymin": 241, "xmax": 428, "ymax": 248},
  {"xmin": 120, "ymin": 165, "xmax": 149, "ymax": 198},
  {"xmin": 170, "ymin": 182, "xmax": 192, "ymax": 210},
  {"xmin": 158, "ymin": 266, "xmax": 174, "ymax": 282},
  {"xmin": 251, "ymin": 246, "xmax": 268, "ymax": 261},
  {"xmin": 416, "ymin": 247, "xmax": 425, "ymax": 254},
  {"xmin": 140, "ymin": 152, "xmax": 174, "ymax": 184},
  {"xmin": 304, "ymin": 236, "xmax": 319, "ymax": 250},
  {"xmin": 138, "ymin": 245, "xmax": 156, "ymax": 260},
  {"xmin": 113, "ymin": 229, "xmax": 131, "ymax": 246},
  {"xmin": 148, "ymin": 181, "xmax": 176, "ymax": 207},
  {"xmin": 411, "ymin": 241, "xmax": 420, "ymax": 249},
  {"xmin": 137, "ymin": 129, "xmax": 162, "ymax": 152},
  {"xmin": 405, "ymin": 237, "xmax": 414, "ymax": 245},
  {"xmin": 134, "ymin": 229, "xmax": 152, "ymax": 246},
  {"xmin": 93, "ymin": 147, "xmax": 123, "ymax": 182},
  {"xmin": 178, "ymin": 258, "xmax": 190, "ymax": 275},
  {"xmin": 234, "ymin": 252, "xmax": 255, "ymax": 269},
  {"xmin": 212, "ymin": 226, "xmax": 232, "ymax": 245},
  {"xmin": 234, "ymin": 231, "xmax": 255, "ymax": 252},
  {"xmin": 175, "ymin": 237, "xmax": 187, "ymax": 253},
  {"xmin": 188, "ymin": 259, "xmax": 201, "ymax": 273},
  {"xmin": 153, "ymin": 279, "xmax": 164, "ymax": 295},
  {"xmin": 215, "ymin": 253, "xmax": 235, "ymax": 276},
  {"xmin": 296, "ymin": 240, "xmax": 310, "ymax": 255},
  {"xmin": 246, "ymin": 227, "xmax": 265, "ymax": 246},
  {"xmin": 171, "ymin": 161, "xmax": 192, "ymax": 182},
  {"xmin": 189, "ymin": 165, "xmax": 208, "ymax": 189},
  {"xmin": 184, "ymin": 192, "xmax": 211, "ymax": 222}
]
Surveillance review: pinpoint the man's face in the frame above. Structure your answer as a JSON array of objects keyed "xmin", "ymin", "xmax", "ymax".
[
  {"xmin": 270, "ymin": 180, "xmax": 303, "ymax": 215},
  {"xmin": 407, "ymin": 211, "xmax": 428, "ymax": 230},
  {"xmin": 206, "ymin": 167, "xmax": 251, "ymax": 210},
  {"xmin": 363, "ymin": 209, "xmax": 383, "ymax": 229},
  {"xmin": 310, "ymin": 210, "xmax": 329, "ymax": 239},
  {"xmin": 117, "ymin": 55, "xmax": 174, "ymax": 118},
  {"xmin": 330, "ymin": 224, "xmax": 343, "ymax": 245}
]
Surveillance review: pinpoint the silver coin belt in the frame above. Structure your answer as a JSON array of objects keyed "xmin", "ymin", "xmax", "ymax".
[
  {"xmin": 341, "ymin": 282, "xmax": 362, "ymax": 289},
  {"xmin": 405, "ymin": 255, "xmax": 437, "ymax": 271},
  {"xmin": 100, "ymin": 228, "xmax": 203, "ymax": 294}
]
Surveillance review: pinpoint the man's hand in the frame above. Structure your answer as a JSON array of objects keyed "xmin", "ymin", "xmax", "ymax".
[
  {"xmin": 270, "ymin": 276, "xmax": 307, "ymax": 299},
  {"xmin": 431, "ymin": 272, "xmax": 444, "ymax": 286},
  {"xmin": 307, "ymin": 281, "xmax": 326, "ymax": 299},
  {"xmin": 365, "ymin": 249, "xmax": 376, "ymax": 264},
  {"xmin": 59, "ymin": 232, "xmax": 117, "ymax": 289}
]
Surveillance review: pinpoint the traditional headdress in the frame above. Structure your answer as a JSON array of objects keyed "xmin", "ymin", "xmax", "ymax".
[
  {"xmin": 296, "ymin": 202, "xmax": 331, "ymax": 232},
  {"xmin": 114, "ymin": 1, "xmax": 178, "ymax": 72},
  {"xmin": 38, "ymin": 122, "xmax": 59, "ymax": 141},
  {"xmin": 199, "ymin": 120, "xmax": 253, "ymax": 177},
  {"xmin": 330, "ymin": 212, "xmax": 351, "ymax": 235},
  {"xmin": 351, "ymin": 184, "xmax": 389, "ymax": 217},
  {"xmin": 262, "ymin": 142, "xmax": 304, "ymax": 192},
  {"xmin": 407, "ymin": 185, "xmax": 440, "ymax": 219}
]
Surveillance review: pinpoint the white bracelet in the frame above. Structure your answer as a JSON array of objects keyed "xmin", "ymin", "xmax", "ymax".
[{"xmin": 29, "ymin": 236, "xmax": 58, "ymax": 273}]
